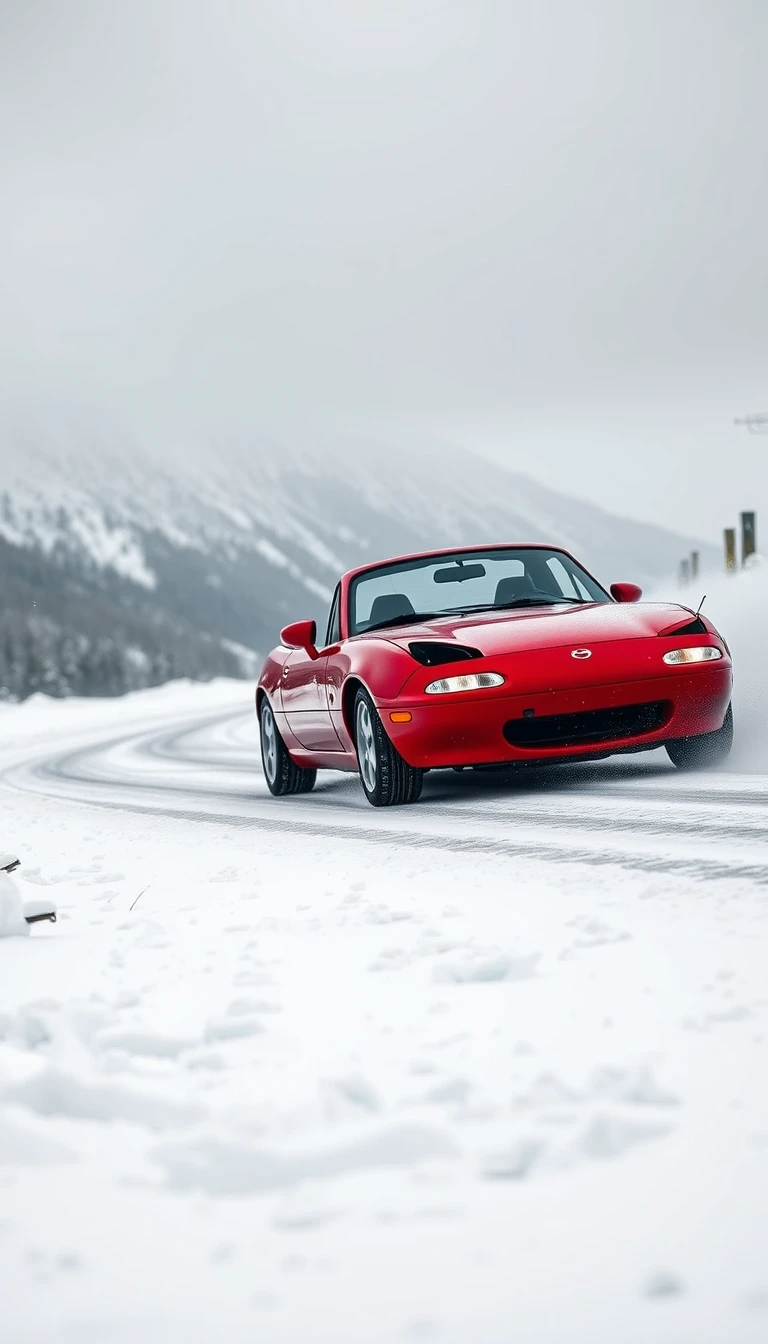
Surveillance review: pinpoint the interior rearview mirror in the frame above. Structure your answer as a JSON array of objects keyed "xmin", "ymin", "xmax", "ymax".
[{"xmin": 434, "ymin": 562, "xmax": 487, "ymax": 584}]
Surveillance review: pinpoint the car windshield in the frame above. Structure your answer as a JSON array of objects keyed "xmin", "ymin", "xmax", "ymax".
[{"xmin": 349, "ymin": 547, "xmax": 610, "ymax": 635}]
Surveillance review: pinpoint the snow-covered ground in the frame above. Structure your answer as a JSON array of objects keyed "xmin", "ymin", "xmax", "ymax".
[{"xmin": 1, "ymin": 573, "xmax": 768, "ymax": 1343}]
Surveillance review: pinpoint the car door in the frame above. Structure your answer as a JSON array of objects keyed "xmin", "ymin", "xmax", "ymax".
[
  {"xmin": 281, "ymin": 650, "xmax": 339, "ymax": 750},
  {"xmin": 282, "ymin": 587, "xmax": 345, "ymax": 752}
]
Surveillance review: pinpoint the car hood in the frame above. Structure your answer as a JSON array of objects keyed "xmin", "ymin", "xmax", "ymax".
[{"xmin": 380, "ymin": 602, "xmax": 697, "ymax": 655}]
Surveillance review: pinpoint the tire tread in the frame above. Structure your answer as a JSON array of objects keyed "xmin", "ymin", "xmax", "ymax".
[
  {"xmin": 355, "ymin": 689, "xmax": 423, "ymax": 806},
  {"xmin": 261, "ymin": 701, "xmax": 317, "ymax": 797}
]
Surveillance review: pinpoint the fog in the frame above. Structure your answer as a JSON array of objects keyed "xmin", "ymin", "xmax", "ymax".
[
  {"xmin": 685, "ymin": 563, "xmax": 768, "ymax": 771},
  {"xmin": 647, "ymin": 558, "xmax": 768, "ymax": 770},
  {"xmin": 1, "ymin": 0, "xmax": 767, "ymax": 538}
]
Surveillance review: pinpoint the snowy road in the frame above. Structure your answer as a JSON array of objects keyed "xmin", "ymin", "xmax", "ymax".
[
  {"xmin": 2, "ymin": 679, "xmax": 768, "ymax": 1343},
  {"xmin": 8, "ymin": 698, "xmax": 768, "ymax": 882}
]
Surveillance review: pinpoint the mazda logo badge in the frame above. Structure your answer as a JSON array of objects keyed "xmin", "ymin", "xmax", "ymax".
[{"xmin": 571, "ymin": 648, "xmax": 592, "ymax": 659}]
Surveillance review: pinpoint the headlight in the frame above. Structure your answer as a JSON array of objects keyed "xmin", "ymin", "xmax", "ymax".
[
  {"xmin": 425, "ymin": 672, "xmax": 505, "ymax": 694},
  {"xmin": 663, "ymin": 646, "xmax": 723, "ymax": 665}
]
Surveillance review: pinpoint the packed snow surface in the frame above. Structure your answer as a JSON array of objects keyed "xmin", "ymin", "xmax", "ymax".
[{"xmin": 1, "ymin": 571, "xmax": 768, "ymax": 1342}]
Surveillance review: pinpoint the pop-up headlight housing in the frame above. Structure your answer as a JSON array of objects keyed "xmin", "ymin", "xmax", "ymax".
[
  {"xmin": 659, "ymin": 615, "xmax": 708, "ymax": 636},
  {"xmin": 408, "ymin": 641, "xmax": 483, "ymax": 667}
]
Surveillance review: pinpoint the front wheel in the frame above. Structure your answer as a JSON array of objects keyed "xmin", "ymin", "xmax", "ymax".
[
  {"xmin": 354, "ymin": 689, "xmax": 423, "ymax": 807},
  {"xmin": 666, "ymin": 703, "xmax": 733, "ymax": 771},
  {"xmin": 260, "ymin": 699, "xmax": 317, "ymax": 796}
]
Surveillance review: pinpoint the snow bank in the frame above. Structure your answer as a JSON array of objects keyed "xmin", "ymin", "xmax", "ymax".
[{"xmin": 0, "ymin": 677, "xmax": 250, "ymax": 755}]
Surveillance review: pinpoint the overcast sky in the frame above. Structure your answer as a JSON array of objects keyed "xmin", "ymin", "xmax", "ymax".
[{"xmin": 1, "ymin": 0, "xmax": 767, "ymax": 540}]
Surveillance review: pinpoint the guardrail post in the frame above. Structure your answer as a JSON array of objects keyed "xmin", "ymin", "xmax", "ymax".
[
  {"xmin": 724, "ymin": 528, "xmax": 736, "ymax": 573},
  {"xmin": 741, "ymin": 511, "xmax": 756, "ymax": 565}
]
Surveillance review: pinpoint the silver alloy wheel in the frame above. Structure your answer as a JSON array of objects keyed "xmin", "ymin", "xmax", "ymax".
[
  {"xmin": 356, "ymin": 699, "xmax": 377, "ymax": 794},
  {"xmin": 261, "ymin": 703, "xmax": 278, "ymax": 785}
]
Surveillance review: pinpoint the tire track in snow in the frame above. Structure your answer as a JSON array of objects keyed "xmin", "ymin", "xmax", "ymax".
[
  {"xmin": 12, "ymin": 778, "xmax": 768, "ymax": 885},
  {"xmin": 4, "ymin": 710, "xmax": 768, "ymax": 886},
  {"xmin": 86, "ymin": 713, "xmax": 768, "ymax": 844},
  {"xmin": 146, "ymin": 714, "xmax": 768, "ymax": 810}
]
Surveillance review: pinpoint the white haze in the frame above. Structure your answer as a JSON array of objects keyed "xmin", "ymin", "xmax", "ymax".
[
  {"xmin": 1, "ymin": 1, "xmax": 767, "ymax": 538},
  {"xmin": 705, "ymin": 566, "xmax": 768, "ymax": 772},
  {"xmin": 651, "ymin": 562, "xmax": 768, "ymax": 771}
]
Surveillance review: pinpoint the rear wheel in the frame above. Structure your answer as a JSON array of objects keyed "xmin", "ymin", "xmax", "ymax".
[
  {"xmin": 666, "ymin": 703, "xmax": 733, "ymax": 771},
  {"xmin": 354, "ymin": 689, "xmax": 423, "ymax": 807},
  {"xmin": 260, "ymin": 699, "xmax": 316, "ymax": 796}
]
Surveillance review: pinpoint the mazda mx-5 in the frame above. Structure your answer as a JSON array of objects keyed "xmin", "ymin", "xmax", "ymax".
[{"xmin": 256, "ymin": 545, "xmax": 732, "ymax": 806}]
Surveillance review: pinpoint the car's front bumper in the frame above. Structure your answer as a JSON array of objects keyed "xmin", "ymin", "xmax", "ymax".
[{"xmin": 380, "ymin": 665, "xmax": 733, "ymax": 768}]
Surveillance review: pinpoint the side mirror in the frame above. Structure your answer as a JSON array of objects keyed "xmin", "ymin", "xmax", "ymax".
[
  {"xmin": 611, "ymin": 582, "xmax": 643, "ymax": 603},
  {"xmin": 280, "ymin": 619, "xmax": 319, "ymax": 659}
]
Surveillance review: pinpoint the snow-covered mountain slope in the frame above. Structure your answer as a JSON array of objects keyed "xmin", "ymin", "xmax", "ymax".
[{"xmin": 0, "ymin": 435, "xmax": 716, "ymax": 697}]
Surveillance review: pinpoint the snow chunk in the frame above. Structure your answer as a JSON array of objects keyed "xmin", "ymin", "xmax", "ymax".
[
  {"xmin": 322, "ymin": 1072, "xmax": 381, "ymax": 1114},
  {"xmin": 575, "ymin": 1113, "xmax": 671, "ymax": 1161},
  {"xmin": 482, "ymin": 1137, "xmax": 544, "ymax": 1181},
  {"xmin": 203, "ymin": 1014, "xmax": 264, "ymax": 1042},
  {"xmin": 95, "ymin": 1027, "xmax": 197, "ymax": 1060},
  {"xmin": 433, "ymin": 950, "xmax": 539, "ymax": 984},
  {"xmin": 152, "ymin": 1122, "xmax": 456, "ymax": 1196},
  {"xmin": 2, "ymin": 1063, "xmax": 205, "ymax": 1131},
  {"xmin": 589, "ymin": 1064, "xmax": 679, "ymax": 1107}
]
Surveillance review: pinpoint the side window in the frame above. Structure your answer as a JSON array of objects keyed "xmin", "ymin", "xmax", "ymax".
[{"xmin": 325, "ymin": 585, "xmax": 341, "ymax": 645}]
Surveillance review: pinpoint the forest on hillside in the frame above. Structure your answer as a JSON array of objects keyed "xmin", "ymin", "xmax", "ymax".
[{"xmin": 0, "ymin": 539, "xmax": 243, "ymax": 701}]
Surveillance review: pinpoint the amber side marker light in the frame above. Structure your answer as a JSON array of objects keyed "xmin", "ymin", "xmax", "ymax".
[{"xmin": 389, "ymin": 711, "xmax": 413, "ymax": 723}]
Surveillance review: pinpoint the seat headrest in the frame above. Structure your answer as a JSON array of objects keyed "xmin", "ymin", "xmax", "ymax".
[
  {"xmin": 367, "ymin": 593, "xmax": 417, "ymax": 627},
  {"xmin": 494, "ymin": 574, "xmax": 536, "ymax": 606}
]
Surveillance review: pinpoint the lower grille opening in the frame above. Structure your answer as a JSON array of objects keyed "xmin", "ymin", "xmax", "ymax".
[{"xmin": 504, "ymin": 700, "xmax": 671, "ymax": 749}]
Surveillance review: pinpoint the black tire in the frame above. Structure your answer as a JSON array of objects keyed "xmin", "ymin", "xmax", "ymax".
[
  {"xmin": 666, "ymin": 703, "xmax": 733, "ymax": 771},
  {"xmin": 260, "ymin": 698, "xmax": 317, "ymax": 796},
  {"xmin": 354, "ymin": 688, "xmax": 423, "ymax": 807}
]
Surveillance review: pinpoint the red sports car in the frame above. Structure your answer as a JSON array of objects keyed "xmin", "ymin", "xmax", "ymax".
[{"xmin": 256, "ymin": 544, "xmax": 733, "ymax": 806}]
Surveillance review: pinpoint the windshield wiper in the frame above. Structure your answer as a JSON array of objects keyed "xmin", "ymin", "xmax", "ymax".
[
  {"xmin": 456, "ymin": 597, "xmax": 589, "ymax": 615},
  {"xmin": 500, "ymin": 597, "xmax": 589, "ymax": 609},
  {"xmin": 361, "ymin": 611, "xmax": 444, "ymax": 634}
]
